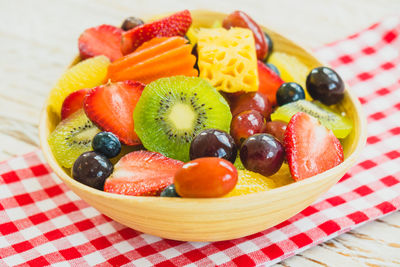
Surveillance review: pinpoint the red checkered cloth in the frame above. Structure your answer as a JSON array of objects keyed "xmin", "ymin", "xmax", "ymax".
[{"xmin": 1, "ymin": 18, "xmax": 400, "ymax": 267}]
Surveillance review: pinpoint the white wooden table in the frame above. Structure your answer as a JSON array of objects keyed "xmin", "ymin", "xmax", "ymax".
[{"xmin": 1, "ymin": 0, "xmax": 399, "ymax": 265}]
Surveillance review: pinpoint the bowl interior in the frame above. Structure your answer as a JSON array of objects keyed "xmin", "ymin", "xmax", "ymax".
[{"xmin": 39, "ymin": 10, "xmax": 366, "ymax": 241}]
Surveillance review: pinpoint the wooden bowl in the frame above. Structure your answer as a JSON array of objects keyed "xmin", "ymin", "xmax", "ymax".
[{"xmin": 39, "ymin": 10, "xmax": 366, "ymax": 242}]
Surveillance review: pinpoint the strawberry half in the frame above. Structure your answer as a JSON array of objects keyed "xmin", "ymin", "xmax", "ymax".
[
  {"xmin": 257, "ymin": 61, "xmax": 284, "ymax": 105},
  {"xmin": 121, "ymin": 10, "xmax": 192, "ymax": 55},
  {"xmin": 84, "ymin": 80, "xmax": 144, "ymax": 145},
  {"xmin": 79, "ymin": 24, "xmax": 123, "ymax": 62},
  {"xmin": 104, "ymin": 151, "xmax": 184, "ymax": 196},
  {"xmin": 61, "ymin": 89, "xmax": 88, "ymax": 120},
  {"xmin": 284, "ymin": 112, "xmax": 344, "ymax": 181}
]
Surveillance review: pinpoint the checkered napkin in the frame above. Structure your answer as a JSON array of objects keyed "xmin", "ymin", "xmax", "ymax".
[{"xmin": 2, "ymin": 17, "xmax": 400, "ymax": 267}]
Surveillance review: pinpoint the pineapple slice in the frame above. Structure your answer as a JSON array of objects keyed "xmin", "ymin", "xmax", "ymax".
[
  {"xmin": 268, "ymin": 52, "xmax": 312, "ymax": 100},
  {"xmin": 197, "ymin": 28, "xmax": 258, "ymax": 93}
]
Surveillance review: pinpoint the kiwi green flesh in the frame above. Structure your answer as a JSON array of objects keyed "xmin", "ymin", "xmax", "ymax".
[
  {"xmin": 134, "ymin": 76, "xmax": 232, "ymax": 162},
  {"xmin": 48, "ymin": 109, "xmax": 100, "ymax": 168},
  {"xmin": 271, "ymin": 100, "xmax": 353, "ymax": 139}
]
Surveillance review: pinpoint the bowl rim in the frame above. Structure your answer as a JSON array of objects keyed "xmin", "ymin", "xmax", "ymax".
[{"xmin": 38, "ymin": 9, "xmax": 367, "ymax": 205}]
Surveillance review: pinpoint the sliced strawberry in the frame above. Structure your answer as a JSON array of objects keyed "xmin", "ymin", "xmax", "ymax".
[
  {"xmin": 284, "ymin": 112, "xmax": 344, "ymax": 181},
  {"xmin": 257, "ymin": 61, "xmax": 284, "ymax": 105},
  {"xmin": 61, "ymin": 89, "xmax": 89, "ymax": 120},
  {"xmin": 121, "ymin": 10, "xmax": 192, "ymax": 55},
  {"xmin": 84, "ymin": 80, "xmax": 144, "ymax": 145},
  {"xmin": 104, "ymin": 151, "xmax": 184, "ymax": 196},
  {"xmin": 79, "ymin": 24, "xmax": 123, "ymax": 62}
]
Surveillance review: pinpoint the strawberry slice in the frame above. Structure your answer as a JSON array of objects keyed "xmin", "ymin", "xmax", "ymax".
[
  {"xmin": 79, "ymin": 24, "xmax": 123, "ymax": 62},
  {"xmin": 121, "ymin": 10, "xmax": 192, "ymax": 55},
  {"xmin": 61, "ymin": 89, "xmax": 88, "ymax": 120},
  {"xmin": 284, "ymin": 112, "xmax": 344, "ymax": 181},
  {"xmin": 104, "ymin": 151, "xmax": 184, "ymax": 196},
  {"xmin": 84, "ymin": 80, "xmax": 144, "ymax": 145},
  {"xmin": 257, "ymin": 61, "xmax": 284, "ymax": 105}
]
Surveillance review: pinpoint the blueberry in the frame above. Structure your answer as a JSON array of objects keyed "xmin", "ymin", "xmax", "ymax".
[
  {"xmin": 72, "ymin": 151, "xmax": 113, "ymax": 190},
  {"xmin": 265, "ymin": 63, "xmax": 280, "ymax": 76},
  {"xmin": 276, "ymin": 82, "xmax": 305, "ymax": 106},
  {"xmin": 263, "ymin": 32, "xmax": 273, "ymax": 61},
  {"xmin": 92, "ymin": 132, "xmax": 121, "ymax": 158},
  {"xmin": 160, "ymin": 184, "xmax": 180, "ymax": 197},
  {"xmin": 306, "ymin": 66, "xmax": 344, "ymax": 105}
]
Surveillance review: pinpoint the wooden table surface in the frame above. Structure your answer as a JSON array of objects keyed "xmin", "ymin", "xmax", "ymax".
[{"xmin": 1, "ymin": 0, "xmax": 400, "ymax": 265}]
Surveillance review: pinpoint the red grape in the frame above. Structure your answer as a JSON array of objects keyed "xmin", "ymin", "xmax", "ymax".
[
  {"xmin": 230, "ymin": 110, "xmax": 266, "ymax": 146},
  {"xmin": 231, "ymin": 92, "xmax": 272, "ymax": 119},
  {"xmin": 264, "ymin": 120, "xmax": 287, "ymax": 144}
]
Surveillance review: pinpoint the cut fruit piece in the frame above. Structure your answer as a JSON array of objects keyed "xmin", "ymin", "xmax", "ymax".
[
  {"xmin": 224, "ymin": 170, "xmax": 276, "ymax": 197},
  {"xmin": 186, "ymin": 20, "xmax": 222, "ymax": 46},
  {"xmin": 48, "ymin": 109, "xmax": 101, "ymax": 168},
  {"xmin": 223, "ymin": 11, "xmax": 269, "ymax": 60},
  {"xmin": 134, "ymin": 76, "xmax": 232, "ymax": 162},
  {"xmin": 233, "ymin": 156, "xmax": 245, "ymax": 170},
  {"xmin": 186, "ymin": 26, "xmax": 200, "ymax": 45},
  {"xmin": 197, "ymin": 27, "xmax": 259, "ymax": 93},
  {"xmin": 104, "ymin": 151, "xmax": 184, "ymax": 196},
  {"xmin": 268, "ymin": 52, "xmax": 312, "ymax": 100},
  {"xmin": 285, "ymin": 112, "xmax": 344, "ymax": 181},
  {"xmin": 108, "ymin": 36, "xmax": 198, "ymax": 84},
  {"xmin": 84, "ymin": 80, "xmax": 145, "ymax": 146},
  {"xmin": 78, "ymin": 24, "xmax": 123, "ymax": 62},
  {"xmin": 48, "ymin": 56, "xmax": 110, "ymax": 118},
  {"xmin": 257, "ymin": 60, "xmax": 284, "ymax": 105},
  {"xmin": 271, "ymin": 100, "xmax": 353, "ymax": 139},
  {"xmin": 268, "ymin": 163, "xmax": 294, "ymax": 187},
  {"xmin": 121, "ymin": 10, "xmax": 192, "ymax": 54},
  {"xmin": 61, "ymin": 89, "xmax": 88, "ymax": 120}
]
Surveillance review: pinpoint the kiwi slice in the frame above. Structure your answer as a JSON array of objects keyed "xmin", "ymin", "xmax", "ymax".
[
  {"xmin": 134, "ymin": 76, "xmax": 232, "ymax": 162},
  {"xmin": 48, "ymin": 109, "xmax": 100, "ymax": 168},
  {"xmin": 271, "ymin": 100, "xmax": 353, "ymax": 138}
]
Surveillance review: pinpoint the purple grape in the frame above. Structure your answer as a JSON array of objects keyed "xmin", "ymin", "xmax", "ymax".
[
  {"xmin": 190, "ymin": 129, "xmax": 237, "ymax": 163},
  {"xmin": 240, "ymin": 134, "xmax": 284, "ymax": 176}
]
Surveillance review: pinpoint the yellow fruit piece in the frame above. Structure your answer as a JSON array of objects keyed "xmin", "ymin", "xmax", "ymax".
[
  {"xmin": 186, "ymin": 21, "xmax": 221, "ymax": 46},
  {"xmin": 186, "ymin": 27, "xmax": 199, "ymax": 45},
  {"xmin": 225, "ymin": 170, "xmax": 276, "ymax": 197},
  {"xmin": 197, "ymin": 28, "xmax": 259, "ymax": 93},
  {"xmin": 48, "ymin": 56, "xmax": 110, "ymax": 118},
  {"xmin": 268, "ymin": 52, "xmax": 312, "ymax": 100},
  {"xmin": 268, "ymin": 163, "xmax": 295, "ymax": 187}
]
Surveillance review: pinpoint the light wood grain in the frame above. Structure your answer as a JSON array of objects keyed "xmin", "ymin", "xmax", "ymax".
[{"xmin": 2, "ymin": 0, "xmax": 400, "ymax": 265}]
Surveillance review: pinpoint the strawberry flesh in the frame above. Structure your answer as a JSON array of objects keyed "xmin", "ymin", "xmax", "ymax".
[
  {"xmin": 84, "ymin": 80, "xmax": 144, "ymax": 145},
  {"xmin": 284, "ymin": 112, "xmax": 344, "ymax": 181},
  {"xmin": 257, "ymin": 61, "xmax": 284, "ymax": 105},
  {"xmin": 61, "ymin": 89, "xmax": 88, "ymax": 120},
  {"xmin": 104, "ymin": 151, "xmax": 184, "ymax": 196},
  {"xmin": 79, "ymin": 24, "xmax": 123, "ymax": 62},
  {"xmin": 121, "ymin": 10, "xmax": 192, "ymax": 55}
]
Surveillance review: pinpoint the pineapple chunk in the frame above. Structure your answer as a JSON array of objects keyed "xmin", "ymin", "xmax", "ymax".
[{"xmin": 197, "ymin": 28, "xmax": 259, "ymax": 93}]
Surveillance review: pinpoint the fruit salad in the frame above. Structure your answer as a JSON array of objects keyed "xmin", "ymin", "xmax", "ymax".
[{"xmin": 47, "ymin": 10, "xmax": 353, "ymax": 198}]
